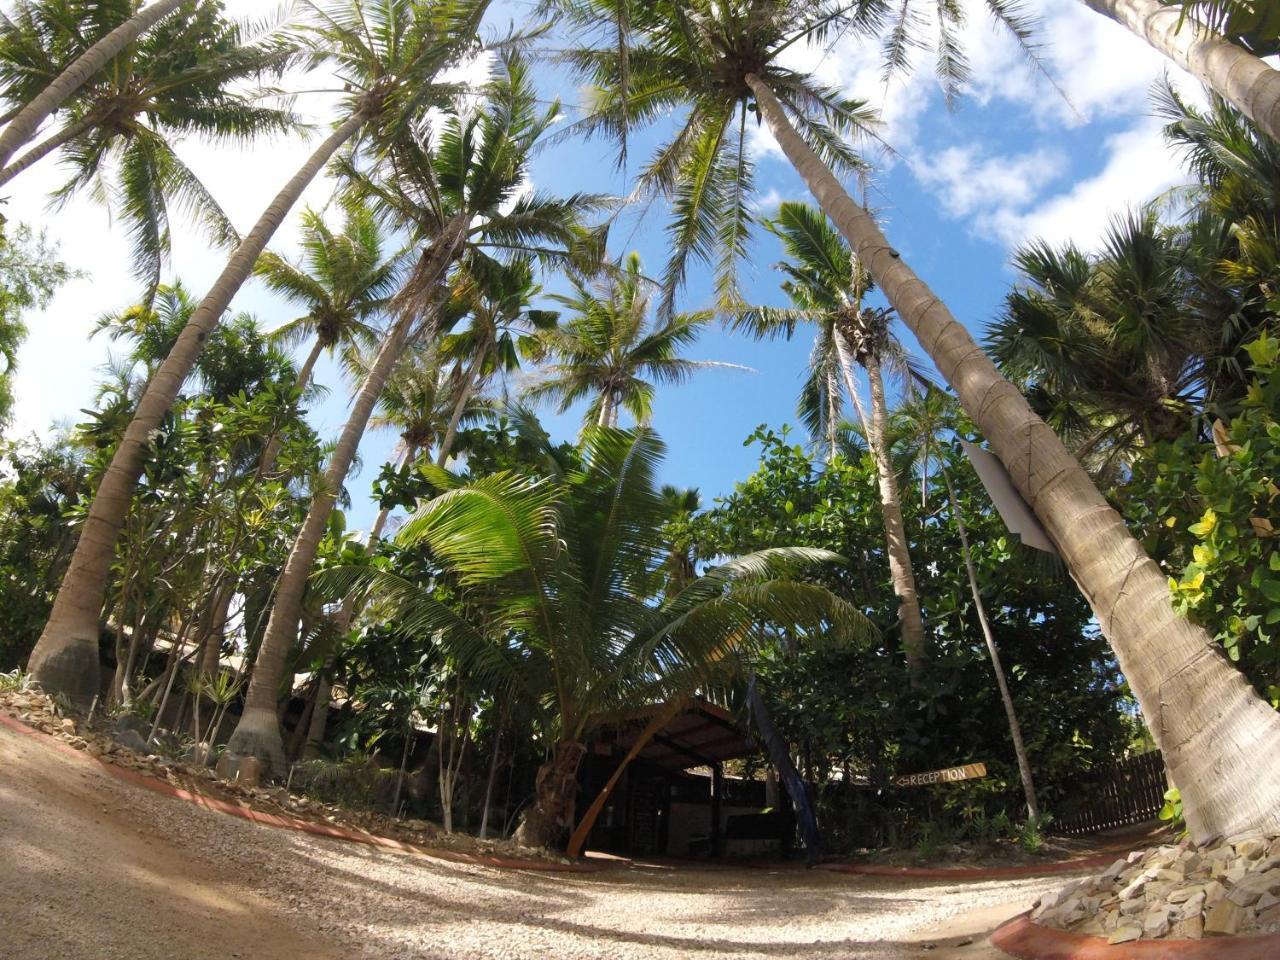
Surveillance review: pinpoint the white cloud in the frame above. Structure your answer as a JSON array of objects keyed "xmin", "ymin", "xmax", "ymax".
[
  {"xmin": 986, "ymin": 118, "xmax": 1187, "ymax": 250},
  {"xmin": 910, "ymin": 145, "xmax": 1068, "ymax": 219}
]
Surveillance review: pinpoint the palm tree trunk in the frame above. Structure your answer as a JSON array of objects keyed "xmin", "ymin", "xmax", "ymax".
[
  {"xmin": 825, "ymin": 367, "xmax": 840, "ymax": 463},
  {"xmin": 1079, "ymin": 0, "xmax": 1280, "ymax": 144},
  {"xmin": 0, "ymin": 112, "xmax": 98, "ymax": 187},
  {"xmin": 226, "ymin": 223, "xmax": 468, "ymax": 775},
  {"xmin": 942, "ymin": 466, "xmax": 1039, "ymax": 820},
  {"xmin": 516, "ymin": 738, "xmax": 588, "ymax": 850},
  {"xmin": 435, "ymin": 355, "xmax": 482, "ymax": 467},
  {"xmin": 833, "ymin": 332, "xmax": 926, "ymax": 676},
  {"xmin": 26, "ymin": 111, "xmax": 370, "ymax": 709},
  {"xmin": 747, "ymin": 71, "xmax": 1280, "ymax": 843},
  {"xmin": 301, "ymin": 674, "xmax": 331, "ymax": 759},
  {"xmin": 0, "ymin": 0, "xmax": 184, "ymax": 172}
]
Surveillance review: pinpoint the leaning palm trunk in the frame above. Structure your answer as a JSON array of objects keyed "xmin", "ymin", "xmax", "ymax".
[
  {"xmin": 26, "ymin": 111, "xmax": 370, "ymax": 708},
  {"xmin": 0, "ymin": 112, "xmax": 98, "ymax": 186},
  {"xmin": 943, "ymin": 466, "xmax": 1039, "ymax": 820},
  {"xmin": 227, "ymin": 224, "xmax": 469, "ymax": 774},
  {"xmin": 1079, "ymin": 0, "xmax": 1280, "ymax": 144},
  {"xmin": 516, "ymin": 738, "xmax": 587, "ymax": 849},
  {"xmin": 833, "ymin": 333, "xmax": 926, "ymax": 676},
  {"xmin": 435, "ymin": 357, "xmax": 481, "ymax": 466},
  {"xmin": 0, "ymin": 0, "xmax": 184, "ymax": 172},
  {"xmin": 747, "ymin": 72, "xmax": 1280, "ymax": 843}
]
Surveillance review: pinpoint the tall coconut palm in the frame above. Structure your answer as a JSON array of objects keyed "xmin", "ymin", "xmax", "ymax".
[
  {"xmin": 555, "ymin": 0, "xmax": 1280, "ymax": 842},
  {"xmin": 257, "ymin": 197, "xmax": 403, "ymax": 399},
  {"xmin": 988, "ymin": 210, "xmax": 1213, "ymax": 471},
  {"xmin": 0, "ymin": 0, "xmax": 186, "ymax": 172},
  {"xmin": 1077, "ymin": 0, "xmax": 1280, "ymax": 145},
  {"xmin": 0, "ymin": 2, "xmax": 299, "ymax": 291},
  {"xmin": 741, "ymin": 200, "xmax": 927, "ymax": 675},
  {"xmin": 527, "ymin": 252, "xmax": 739, "ymax": 429},
  {"xmin": 225, "ymin": 55, "xmax": 611, "ymax": 773},
  {"xmin": 27, "ymin": 0, "xmax": 492, "ymax": 709},
  {"xmin": 337, "ymin": 427, "xmax": 876, "ymax": 848},
  {"xmin": 433, "ymin": 253, "xmax": 557, "ymax": 465}
]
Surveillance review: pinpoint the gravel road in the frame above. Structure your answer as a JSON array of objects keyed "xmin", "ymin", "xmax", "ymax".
[{"xmin": 0, "ymin": 722, "xmax": 1075, "ymax": 960}]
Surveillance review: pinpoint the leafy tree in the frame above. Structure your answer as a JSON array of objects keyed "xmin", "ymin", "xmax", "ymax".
[
  {"xmin": 688, "ymin": 424, "xmax": 1131, "ymax": 846},
  {"xmin": 0, "ymin": 436, "xmax": 87, "ymax": 669},
  {"xmin": 1123, "ymin": 333, "xmax": 1280, "ymax": 694},
  {"xmin": 0, "ymin": 222, "xmax": 74, "ymax": 427}
]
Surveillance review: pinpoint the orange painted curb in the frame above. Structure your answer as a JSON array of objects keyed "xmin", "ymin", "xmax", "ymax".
[
  {"xmin": 0, "ymin": 710, "xmax": 610, "ymax": 873},
  {"xmin": 991, "ymin": 912, "xmax": 1280, "ymax": 959},
  {"xmin": 818, "ymin": 855, "xmax": 1119, "ymax": 880}
]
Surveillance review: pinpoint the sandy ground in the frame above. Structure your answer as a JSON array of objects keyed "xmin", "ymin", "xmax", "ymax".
[{"xmin": 0, "ymin": 722, "xmax": 1083, "ymax": 960}]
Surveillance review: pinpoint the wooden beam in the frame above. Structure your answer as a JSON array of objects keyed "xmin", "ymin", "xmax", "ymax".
[
  {"xmin": 651, "ymin": 733, "xmax": 713, "ymax": 767},
  {"xmin": 566, "ymin": 698, "xmax": 690, "ymax": 859}
]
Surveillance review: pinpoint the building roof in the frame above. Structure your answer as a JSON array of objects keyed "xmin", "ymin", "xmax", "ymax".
[{"xmin": 588, "ymin": 699, "xmax": 756, "ymax": 771}]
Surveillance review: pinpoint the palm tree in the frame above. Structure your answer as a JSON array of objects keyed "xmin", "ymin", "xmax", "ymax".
[
  {"xmin": 1077, "ymin": 0, "xmax": 1280, "ymax": 144},
  {"xmin": 0, "ymin": 2, "xmax": 299, "ymax": 290},
  {"xmin": 257, "ymin": 198, "xmax": 403, "ymax": 398},
  {"xmin": 555, "ymin": 0, "xmax": 1280, "ymax": 842},
  {"xmin": 433, "ymin": 253, "xmax": 557, "ymax": 465},
  {"xmin": 738, "ymin": 202, "xmax": 926, "ymax": 676},
  {"xmin": 340, "ymin": 427, "xmax": 875, "ymax": 848},
  {"xmin": 225, "ymin": 55, "xmax": 610, "ymax": 773},
  {"xmin": 27, "ymin": 0, "xmax": 492, "ymax": 710},
  {"xmin": 0, "ymin": 0, "xmax": 186, "ymax": 172},
  {"xmin": 527, "ymin": 252, "xmax": 737, "ymax": 429},
  {"xmin": 988, "ymin": 210, "xmax": 1212, "ymax": 472}
]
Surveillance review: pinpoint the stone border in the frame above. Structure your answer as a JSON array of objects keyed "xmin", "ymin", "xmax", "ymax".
[
  {"xmin": 991, "ymin": 912, "xmax": 1280, "ymax": 958},
  {"xmin": 0, "ymin": 711, "xmax": 612, "ymax": 874}
]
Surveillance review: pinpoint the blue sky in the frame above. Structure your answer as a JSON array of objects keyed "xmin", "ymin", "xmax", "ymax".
[{"xmin": 5, "ymin": 0, "xmax": 1202, "ymax": 532}]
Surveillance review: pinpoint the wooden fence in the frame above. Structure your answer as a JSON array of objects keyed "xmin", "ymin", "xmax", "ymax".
[{"xmin": 1053, "ymin": 751, "xmax": 1168, "ymax": 836}]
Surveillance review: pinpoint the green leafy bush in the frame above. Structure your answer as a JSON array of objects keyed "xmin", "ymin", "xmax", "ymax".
[{"xmin": 1125, "ymin": 331, "xmax": 1280, "ymax": 689}]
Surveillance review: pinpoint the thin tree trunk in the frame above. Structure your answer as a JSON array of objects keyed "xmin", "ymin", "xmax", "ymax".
[
  {"xmin": 833, "ymin": 333, "xmax": 926, "ymax": 676},
  {"xmin": 0, "ymin": 112, "xmax": 98, "ymax": 187},
  {"xmin": 942, "ymin": 466, "xmax": 1039, "ymax": 820},
  {"xmin": 596, "ymin": 392, "xmax": 613, "ymax": 428},
  {"xmin": 865, "ymin": 357, "xmax": 927, "ymax": 675},
  {"xmin": 0, "ymin": 0, "xmax": 184, "ymax": 172},
  {"xmin": 1080, "ymin": 0, "xmax": 1280, "ymax": 144},
  {"xmin": 27, "ymin": 111, "xmax": 370, "ymax": 708},
  {"xmin": 747, "ymin": 71, "xmax": 1280, "ymax": 843},
  {"xmin": 393, "ymin": 730, "xmax": 412, "ymax": 817},
  {"xmin": 479, "ymin": 726, "xmax": 503, "ymax": 839},
  {"xmin": 435, "ymin": 356, "xmax": 482, "ymax": 467},
  {"xmin": 227, "ymin": 221, "xmax": 468, "ymax": 775},
  {"xmin": 301, "ymin": 674, "xmax": 331, "ymax": 759}
]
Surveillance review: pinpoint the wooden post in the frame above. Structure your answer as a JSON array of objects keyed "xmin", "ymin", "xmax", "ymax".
[{"xmin": 711, "ymin": 762, "xmax": 723, "ymax": 858}]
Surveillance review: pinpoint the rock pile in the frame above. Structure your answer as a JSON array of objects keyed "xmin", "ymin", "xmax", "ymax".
[{"xmin": 1032, "ymin": 838, "xmax": 1280, "ymax": 941}]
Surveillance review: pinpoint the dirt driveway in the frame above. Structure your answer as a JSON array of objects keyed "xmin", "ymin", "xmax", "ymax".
[{"xmin": 0, "ymin": 722, "xmax": 1071, "ymax": 960}]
